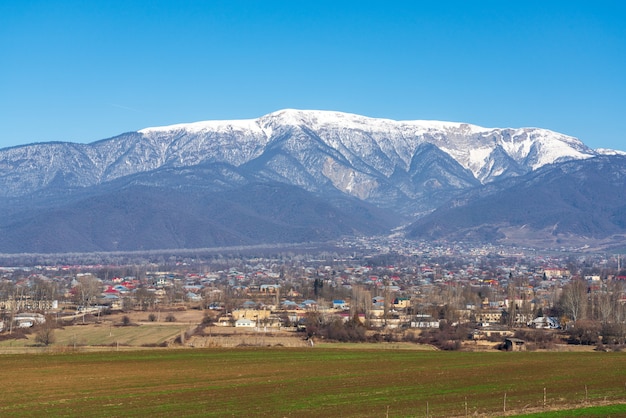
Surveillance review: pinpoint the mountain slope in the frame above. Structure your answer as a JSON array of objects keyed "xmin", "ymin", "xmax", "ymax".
[
  {"xmin": 0, "ymin": 109, "xmax": 618, "ymax": 253},
  {"xmin": 406, "ymin": 155, "xmax": 626, "ymax": 247},
  {"xmin": 0, "ymin": 182, "xmax": 395, "ymax": 253}
]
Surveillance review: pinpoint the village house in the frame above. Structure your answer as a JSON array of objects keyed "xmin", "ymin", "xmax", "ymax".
[
  {"xmin": 393, "ymin": 297, "xmax": 411, "ymax": 310},
  {"xmin": 474, "ymin": 309, "xmax": 503, "ymax": 324},
  {"xmin": 410, "ymin": 314, "xmax": 439, "ymax": 328},
  {"xmin": 531, "ymin": 316, "xmax": 560, "ymax": 329},
  {"xmin": 259, "ymin": 284, "xmax": 280, "ymax": 294},
  {"xmin": 234, "ymin": 318, "xmax": 255, "ymax": 328},
  {"xmin": 332, "ymin": 299, "xmax": 349, "ymax": 310},
  {"xmin": 13, "ymin": 312, "xmax": 46, "ymax": 328},
  {"xmin": 472, "ymin": 325, "xmax": 513, "ymax": 340},
  {"xmin": 232, "ymin": 309, "xmax": 271, "ymax": 321},
  {"xmin": 542, "ymin": 268, "xmax": 570, "ymax": 279},
  {"xmin": 0, "ymin": 298, "xmax": 58, "ymax": 312}
]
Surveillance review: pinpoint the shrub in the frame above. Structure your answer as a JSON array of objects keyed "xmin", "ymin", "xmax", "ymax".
[
  {"xmin": 566, "ymin": 320, "xmax": 601, "ymax": 345},
  {"xmin": 600, "ymin": 322, "xmax": 626, "ymax": 346},
  {"xmin": 439, "ymin": 339, "xmax": 462, "ymax": 351},
  {"xmin": 34, "ymin": 326, "xmax": 55, "ymax": 346},
  {"xmin": 148, "ymin": 313, "xmax": 157, "ymax": 322},
  {"xmin": 201, "ymin": 314, "xmax": 214, "ymax": 325},
  {"xmin": 192, "ymin": 325, "xmax": 206, "ymax": 337},
  {"xmin": 141, "ymin": 342, "xmax": 168, "ymax": 348},
  {"xmin": 513, "ymin": 329, "xmax": 557, "ymax": 350},
  {"xmin": 320, "ymin": 318, "xmax": 366, "ymax": 342},
  {"xmin": 416, "ymin": 323, "xmax": 469, "ymax": 350},
  {"xmin": 165, "ymin": 314, "xmax": 176, "ymax": 322}
]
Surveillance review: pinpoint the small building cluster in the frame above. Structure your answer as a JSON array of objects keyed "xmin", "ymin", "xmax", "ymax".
[{"xmin": 0, "ymin": 238, "xmax": 624, "ymax": 349}]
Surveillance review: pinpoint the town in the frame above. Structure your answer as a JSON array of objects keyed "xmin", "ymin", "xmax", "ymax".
[{"xmin": 1, "ymin": 237, "xmax": 625, "ymax": 351}]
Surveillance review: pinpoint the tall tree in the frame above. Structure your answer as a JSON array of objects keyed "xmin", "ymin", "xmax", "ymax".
[
  {"xmin": 73, "ymin": 275, "xmax": 102, "ymax": 322},
  {"xmin": 560, "ymin": 278, "xmax": 588, "ymax": 323},
  {"xmin": 134, "ymin": 287, "xmax": 155, "ymax": 311},
  {"xmin": 506, "ymin": 280, "xmax": 517, "ymax": 328},
  {"xmin": 595, "ymin": 282, "xmax": 617, "ymax": 324},
  {"xmin": 313, "ymin": 278, "xmax": 323, "ymax": 298}
]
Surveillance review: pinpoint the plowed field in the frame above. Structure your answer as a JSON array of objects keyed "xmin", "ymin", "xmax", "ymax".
[{"xmin": 0, "ymin": 348, "xmax": 624, "ymax": 417}]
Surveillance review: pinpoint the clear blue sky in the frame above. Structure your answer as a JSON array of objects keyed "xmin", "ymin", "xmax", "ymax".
[{"xmin": 1, "ymin": 1, "xmax": 625, "ymax": 150}]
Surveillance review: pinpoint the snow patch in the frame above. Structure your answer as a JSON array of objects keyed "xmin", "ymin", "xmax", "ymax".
[
  {"xmin": 596, "ymin": 148, "xmax": 626, "ymax": 156},
  {"xmin": 139, "ymin": 118, "xmax": 265, "ymax": 136}
]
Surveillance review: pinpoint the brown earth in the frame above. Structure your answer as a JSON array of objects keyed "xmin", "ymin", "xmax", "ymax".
[{"xmin": 0, "ymin": 347, "xmax": 623, "ymax": 417}]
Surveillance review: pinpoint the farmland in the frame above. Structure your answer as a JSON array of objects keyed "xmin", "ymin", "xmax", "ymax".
[
  {"xmin": 0, "ymin": 348, "xmax": 624, "ymax": 417},
  {"xmin": 0, "ymin": 310, "xmax": 314, "ymax": 352},
  {"xmin": 0, "ymin": 311, "xmax": 201, "ymax": 353}
]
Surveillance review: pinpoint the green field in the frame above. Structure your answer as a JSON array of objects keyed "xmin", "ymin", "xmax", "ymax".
[
  {"xmin": 0, "ymin": 348, "xmax": 624, "ymax": 417},
  {"xmin": 518, "ymin": 404, "xmax": 626, "ymax": 417}
]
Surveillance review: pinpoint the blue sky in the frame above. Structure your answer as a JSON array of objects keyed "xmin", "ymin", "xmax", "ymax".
[{"xmin": 1, "ymin": 1, "xmax": 625, "ymax": 150}]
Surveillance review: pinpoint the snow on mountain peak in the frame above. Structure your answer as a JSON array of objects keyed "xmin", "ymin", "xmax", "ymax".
[
  {"xmin": 138, "ymin": 117, "xmax": 264, "ymax": 136},
  {"xmin": 0, "ymin": 109, "xmax": 604, "ymax": 202},
  {"xmin": 262, "ymin": 109, "xmax": 485, "ymax": 134},
  {"xmin": 596, "ymin": 148, "xmax": 626, "ymax": 156},
  {"xmin": 135, "ymin": 109, "xmax": 594, "ymax": 183}
]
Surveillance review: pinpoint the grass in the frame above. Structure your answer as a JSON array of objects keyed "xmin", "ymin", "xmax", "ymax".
[
  {"xmin": 316, "ymin": 341, "xmax": 437, "ymax": 350},
  {"xmin": 0, "ymin": 348, "xmax": 624, "ymax": 417},
  {"xmin": 518, "ymin": 404, "xmax": 626, "ymax": 417}
]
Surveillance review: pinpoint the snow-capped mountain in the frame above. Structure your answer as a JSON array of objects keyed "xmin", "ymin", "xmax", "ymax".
[
  {"xmin": 0, "ymin": 109, "xmax": 599, "ymax": 203},
  {"xmin": 1, "ymin": 109, "xmax": 622, "ymax": 253},
  {"xmin": 138, "ymin": 109, "xmax": 597, "ymax": 186}
]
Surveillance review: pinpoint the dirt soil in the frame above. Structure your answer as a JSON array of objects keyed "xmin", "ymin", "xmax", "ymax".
[
  {"xmin": 109, "ymin": 308, "xmax": 206, "ymax": 324},
  {"xmin": 105, "ymin": 309, "xmax": 309, "ymax": 348}
]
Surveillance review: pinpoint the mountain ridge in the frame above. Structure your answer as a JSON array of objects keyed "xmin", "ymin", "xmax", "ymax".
[
  {"xmin": 406, "ymin": 155, "xmax": 626, "ymax": 249},
  {"xmin": 0, "ymin": 109, "xmax": 600, "ymax": 199},
  {"xmin": 1, "ymin": 109, "xmax": 623, "ymax": 253}
]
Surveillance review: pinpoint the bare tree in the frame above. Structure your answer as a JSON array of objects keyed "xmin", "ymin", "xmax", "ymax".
[
  {"xmin": 35, "ymin": 319, "xmax": 56, "ymax": 346},
  {"xmin": 350, "ymin": 285, "xmax": 371, "ymax": 323},
  {"xmin": 73, "ymin": 275, "xmax": 102, "ymax": 323},
  {"xmin": 165, "ymin": 281, "xmax": 185, "ymax": 305},
  {"xmin": 560, "ymin": 278, "xmax": 588, "ymax": 323},
  {"xmin": 615, "ymin": 282, "xmax": 626, "ymax": 324},
  {"xmin": 31, "ymin": 277, "xmax": 59, "ymax": 302},
  {"xmin": 595, "ymin": 283, "xmax": 616, "ymax": 324},
  {"xmin": 134, "ymin": 287, "xmax": 155, "ymax": 311},
  {"xmin": 383, "ymin": 277, "xmax": 391, "ymax": 324}
]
